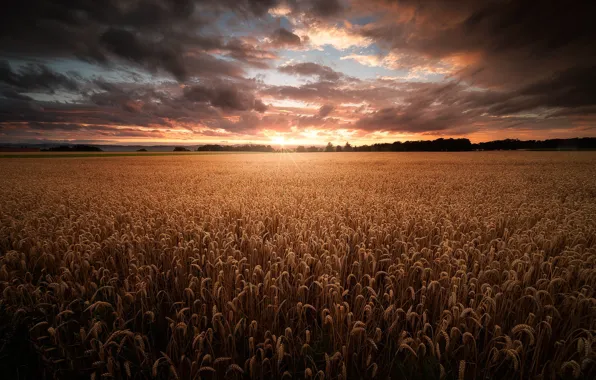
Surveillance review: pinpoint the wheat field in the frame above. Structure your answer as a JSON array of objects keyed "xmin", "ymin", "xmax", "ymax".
[{"xmin": 1, "ymin": 152, "xmax": 595, "ymax": 379}]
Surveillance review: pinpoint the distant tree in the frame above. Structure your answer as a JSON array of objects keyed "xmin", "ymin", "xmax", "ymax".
[
  {"xmin": 196, "ymin": 144, "xmax": 274, "ymax": 152},
  {"xmin": 296, "ymin": 146, "xmax": 306, "ymax": 153},
  {"xmin": 197, "ymin": 144, "xmax": 224, "ymax": 151},
  {"xmin": 42, "ymin": 145, "xmax": 102, "ymax": 152},
  {"xmin": 137, "ymin": 148, "xmax": 148, "ymax": 152},
  {"xmin": 347, "ymin": 137, "xmax": 596, "ymax": 152},
  {"xmin": 173, "ymin": 146, "xmax": 190, "ymax": 152},
  {"xmin": 325, "ymin": 142, "xmax": 334, "ymax": 152},
  {"xmin": 344, "ymin": 142, "xmax": 353, "ymax": 152},
  {"xmin": 335, "ymin": 145, "xmax": 343, "ymax": 152},
  {"xmin": 307, "ymin": 146, "xmax": 320, "ymax": 152}
]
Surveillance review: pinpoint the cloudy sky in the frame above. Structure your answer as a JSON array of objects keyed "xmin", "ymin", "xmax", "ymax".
[{"xmin": 1, "ymin": 0, "xmax": 595, "ymax": 145}]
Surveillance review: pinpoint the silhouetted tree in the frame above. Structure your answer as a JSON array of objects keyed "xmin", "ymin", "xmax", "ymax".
[
  {"xmin": 173, "ymin": 146, "xmax": 190, "ymax": 152},
  {"xmin": 196, "ymin": 144, "xmax": 274, "ymax": 152},
  {"xmin": 468, "ymin": 138, "xmax": 596, "ymax": 151},
  {"xmin": 192, "ymin": 138, "xmax": 596, "ymax": 154},
  {"xmin": 197, "ymin": 144, "xmax": 223, "ymax": 151},
  {"xmin": 41, "ymin": 145, "xmax": 103, "ymax": 152},
  {"xmin": 351, "ymin": 138, "xmax": 473, "ymax": 152}
]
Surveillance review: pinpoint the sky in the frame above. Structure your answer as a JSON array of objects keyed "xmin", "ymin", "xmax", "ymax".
[{"xmin": 1, "ymin": 0, "xmax": 595, "ymax": 146}]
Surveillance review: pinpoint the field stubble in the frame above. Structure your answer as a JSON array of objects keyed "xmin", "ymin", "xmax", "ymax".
[{"xmin": 0, "ymin": 152, "xmax": 595, "ymax": 379}]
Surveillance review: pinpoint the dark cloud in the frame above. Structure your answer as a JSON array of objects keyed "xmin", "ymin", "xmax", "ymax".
[
  {"xmin": 270, "ymin": 28, "xmax": 302, "ymax": 48},
  {"xmin": 356, "ymin": 106, "xmax": 462, "ymax": 133},
  {"xmin": 310, "ymin": 0, "xmax": 345, "ymax": 18},
  {"xmin": 516, "ymin": 66, "xmax": 596, "ymax": 111},
  {"xmin": 0, "ymin": 1, "xmax": 282, "ymax": 80},
  {"xmin": 278, "ymin": 62, "xmax": 342, "ymax": 81},
  {"xmin": 185, "ymin": 53, "xmax": 247, "ymax": 78},
  {"xmin": 318, "ymin": 104, "xmax": 334, "ymax": 117},
  {"xmin": 0, "ymin": 60, "xmax": 79, "ymax": 93},
  {"xmin": 223, "ymin": 39, "xmax": 276, "ymax": 69},
  {"xmin": 449, "ymin": 66, "xmax": 596, "ymax": 118},
  {"xmin": 330, "ymin": 0, "xmax": 596, "ymax": 135},
  {"xmin": 0, "ymin": 0, "xmax": 285, "ymax": 140},
  {"xmin": 286, "ymin": 0, "xmax": 346, "ymax": 19},
  {"xmin": 0, "ymin": 79, "xmax": 270, "ymax": 140},
  {"xmin": 209, "ymin": 0, "xmax": 280, "ymax": 16},
  {"xmin": 352, "ymin": 70, "xmax": 596, "ymax": 134},
  {"xmin": 214, "ymin": 113, "xmax": 262, "ymax": 134},
  {"xmin": 362, "ymin": 1, "xmax": 596, "ymax": 87},
  {"xmin": 1, "ymin": 80, "xmax": 198, "ymax": 128},
  {"xmin": 183, "ymin": 83, "xmax": 267, "ymax": 112},
  {"xmin": 99, "ymin": 28, "xmax": 187, "ymax": 80},
  {"xmin": 89, "ymin": 80, "xmax": 153, "ymax": 115},
  {"xmin": 264, "ymin": 82, "xmax": 346, "ymax": 103},
  {"xmin": 0, "ymin": 89, "xmax": 34, "ymax": 101},
  {"xmin": 26, "ymin": 122, "xmax": 84, "ymax": 131},
  {"xmin": 263, "ymin": 78, "xmax": 401, "ymax": 106},
  {"xmin": 11, "ymin": 122, "xmax": 169, "ymax": 139},
  {"xmin": 354, "ymin": 82, "xmax": 475, "ymax": 133}
]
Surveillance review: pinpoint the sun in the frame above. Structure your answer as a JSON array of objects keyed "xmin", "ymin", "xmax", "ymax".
[{"xmin": 272, "ymin": 136, "xmax": 286, "ymax": 146}]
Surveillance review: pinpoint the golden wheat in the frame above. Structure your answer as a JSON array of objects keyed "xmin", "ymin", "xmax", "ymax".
[{"xmin": 0, "ymin": 152, "xmax": 595, "ymax": 379}]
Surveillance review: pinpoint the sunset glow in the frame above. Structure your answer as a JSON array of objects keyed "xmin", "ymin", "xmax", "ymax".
[
  {"xmin": 271, "ymin": 136, "xmax": 286, "ymax": 146},
  {"xmin": 1, "ymin": 1, "xmax": 594, "ymax": 146}
]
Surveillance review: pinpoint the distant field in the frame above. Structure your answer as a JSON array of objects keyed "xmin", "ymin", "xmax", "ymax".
[
  {"xmin": 1, "ymin": 152, "xmax": 595, "ymax": 379},
  {"xmin": 0, "ymin": 151, "xmax": 265, "ymax": 159}
]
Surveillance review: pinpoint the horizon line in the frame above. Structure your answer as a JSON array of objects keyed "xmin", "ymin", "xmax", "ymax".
[{"xmin": 3, "ymin": 136, "xmax": 596, "ymax": 148}]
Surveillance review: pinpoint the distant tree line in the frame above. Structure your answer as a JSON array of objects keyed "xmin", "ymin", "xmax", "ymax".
[
  {"xmin": 34, "ymin": 137, "xmax": 596, "ymax": 153},
  {"xmin": 472, "ymin": 138, "xmax": 596, "ymax": 151},
  {"xmin": 296, "ymin": 145, "xmax": 327, "ymax": 153},
  {"xmin": 296, "ymin": 137, "xmax": 596, "ymax": 152},
  {"xmin": 296, "ymin": 139, "xmax": 472, "ymax": 152},
  {"xmin": 351, "ymin": 138, "xmax": 473, "ymax": 152},
  {"xmin": 41, "ymin": 145, "xmax": 103, "ymax": 152},
  {"xmin": 197, "ymin": 144, "xmax": 274, "ymax": 152}
]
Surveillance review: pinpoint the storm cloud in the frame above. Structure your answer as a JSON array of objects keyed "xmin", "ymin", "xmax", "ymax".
[
  {"xmin": 1, "ymin": 0, "xmax": 594, "ymax": 143},
  {"xmin": 278, "ymin": 62, "xmax": 343, "ymax": 82}
]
